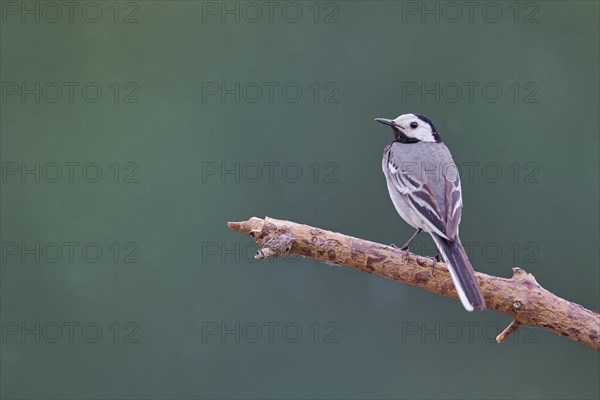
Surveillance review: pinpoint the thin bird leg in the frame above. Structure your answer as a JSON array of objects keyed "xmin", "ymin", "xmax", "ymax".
[{"xmin": 400, "ymin": 228, "xmax": 422, "ymax": 251}]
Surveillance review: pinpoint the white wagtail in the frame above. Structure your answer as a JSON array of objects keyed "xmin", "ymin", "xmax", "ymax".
[{"xmin": 375, "ymin": 113, "xmax": 486, "ymax": 311}]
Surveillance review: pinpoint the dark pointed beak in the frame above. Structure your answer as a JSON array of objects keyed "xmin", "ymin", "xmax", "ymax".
[{"xmin": 375, "ymin": 118, "xmax": 396, "ymax": 127}]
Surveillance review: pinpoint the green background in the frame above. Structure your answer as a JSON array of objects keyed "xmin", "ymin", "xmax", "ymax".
[{"xmin": 1, "ymin": 1, "xmax": 599, "ymax": 399}]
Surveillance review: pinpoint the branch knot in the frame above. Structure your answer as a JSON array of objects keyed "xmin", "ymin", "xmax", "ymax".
[{"xmin": 255, "ymin": 232, "xmax": 294, "ymax": 260}]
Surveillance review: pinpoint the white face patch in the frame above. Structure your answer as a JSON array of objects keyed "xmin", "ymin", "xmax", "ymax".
[{"xmin": 393, "ymin": 114, "xmax": 437, "ymax": 143}]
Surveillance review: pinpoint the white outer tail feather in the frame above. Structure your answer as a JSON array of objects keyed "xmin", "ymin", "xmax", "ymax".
[{"xmin": 431, "ymin": 235, "xmax": 477, "ymax": 312}]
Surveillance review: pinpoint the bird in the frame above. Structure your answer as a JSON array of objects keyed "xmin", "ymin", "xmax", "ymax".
[{"xmin": 375, "ymin": 113, "xmax": 486, "ymax": 311}]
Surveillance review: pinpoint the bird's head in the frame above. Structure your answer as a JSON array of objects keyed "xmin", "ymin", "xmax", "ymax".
[{"xmin": 375, "ymin": 113, "xmax": 442, "ymax": 143}]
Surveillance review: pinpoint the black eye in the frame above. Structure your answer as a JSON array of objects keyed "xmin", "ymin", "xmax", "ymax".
[{"xmin": 410, "ymin": 122, "xmax": 418, "ymax": 129}]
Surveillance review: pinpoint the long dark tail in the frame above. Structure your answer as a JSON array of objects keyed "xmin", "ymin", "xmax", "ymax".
[{"xmin": 431, "ymin": 234, "xmax": 486, "ymax": 311}]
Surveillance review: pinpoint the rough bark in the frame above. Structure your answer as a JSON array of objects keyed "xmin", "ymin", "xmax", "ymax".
[{"xmin": 228, "ymin": 216, "xmax": 600, "ymax": 351}]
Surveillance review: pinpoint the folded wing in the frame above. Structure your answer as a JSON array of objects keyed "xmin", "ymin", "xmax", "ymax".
[{"xmin": 387, "ymin": 160, "xmax": 463, "ymax": 241}]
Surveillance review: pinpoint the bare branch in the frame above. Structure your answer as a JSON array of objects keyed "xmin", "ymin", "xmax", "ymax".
[
  {"xmin": 227, "ymin": 216, "xmax": 600, "ymax": 351},
  {"xmin": 496, "ymin": 319, "xmax": 523, "ymax": 343}
]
